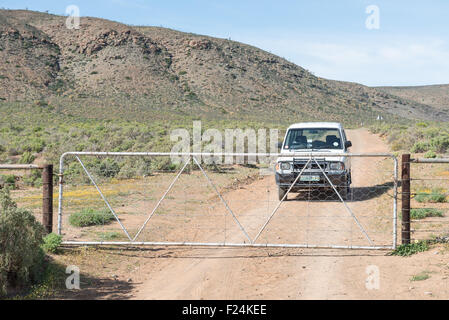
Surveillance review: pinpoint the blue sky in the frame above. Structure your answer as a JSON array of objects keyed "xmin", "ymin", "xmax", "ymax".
[{"xmin": 1, "ymin": 0, "xmax": 449, "ymax": 86}]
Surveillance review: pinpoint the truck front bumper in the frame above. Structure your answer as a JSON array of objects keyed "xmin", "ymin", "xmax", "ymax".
[{"xmin": 275, "ymin": 171, "xmax": 349, "ymax": 190}]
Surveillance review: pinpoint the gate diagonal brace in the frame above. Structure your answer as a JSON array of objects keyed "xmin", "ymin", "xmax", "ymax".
[
  {"xmin": 253, "ymin": 158, "xmax": 312, "ymax": 243},
  {"xmin": 312, "ymin": 158, "xmax": 374, "ymax": 246},
  {"xmin": 132, "ymin": 157, "xmax": 190, "ymax": 241},
  {"xmin": 192, "ymin": 156, "xmax": 253, "ymax": 244},
  {"xmin": 75, "ymin": 156, "xmax": 132, "ymax": 241}
]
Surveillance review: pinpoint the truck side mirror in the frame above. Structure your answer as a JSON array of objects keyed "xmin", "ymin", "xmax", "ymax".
[
  {"xmin": 277, "ymin": 142, "xmax": 283, "ymax": 149},
  {"xmin": 345, "ymin": 141, "xmax": 352, "ymax": 149}
]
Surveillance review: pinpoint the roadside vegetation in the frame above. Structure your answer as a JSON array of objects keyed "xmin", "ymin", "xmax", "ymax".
[
  {"xmin": 41, "ymin": 233, "xmax": 63, "ymax": 254},
  {"xmin": 391, "ymin": 240, "xmax": 430, "ymax": 256},
  {"xmin": 410, "ymin": 271, "xmax": 431, "ymax": 281},
  {"xmin": 370, "ymin": 121, "xmax": 449, "ymax": 155},
  {"xmin": 0, "ymin": 187, "xmax": 90, "ymax": 299},
  {"xmin": 0, "ymin": 188, "xmax": 45, "ymax": 296},
  {"xmin": 69, "ymin": 208, "xmax": 115, "ymax": 227},
  {"xmin": 410, "ymin": 208, "xmax": 444, "ymax": 220},
  {"xmin": 414, "ymin": 188, "xmax": 448, "ymax": 203},
  {"xmin": 0, "ymin": 188, "xmax": 64, "ymax": 297}
]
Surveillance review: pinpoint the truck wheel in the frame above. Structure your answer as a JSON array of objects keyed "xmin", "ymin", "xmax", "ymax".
[{"xmin": 278, "ymin": 187, "xmax": 287, "ymax": 201}]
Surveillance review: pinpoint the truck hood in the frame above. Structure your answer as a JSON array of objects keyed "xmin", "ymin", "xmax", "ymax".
[{"xmin": 277, "ymin": 149, "xmax": 346, "ymax": 162}]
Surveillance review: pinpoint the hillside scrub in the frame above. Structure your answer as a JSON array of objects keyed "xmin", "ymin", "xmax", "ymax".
[
  {"xmin": 2, "ymin": 10, "xmax": 444, "ymax": 124},
  {"xmin": 0, "ymin": 174, "xmax": 17, "ymax": 189},
  {"xmin": 0, "ymin": 101, "xmax": 285, "ymax": 184},
  {"xmin": 0, "ymin": 188, "xmax": 46, "ymax": 296},
  {"xmin": 370, "ymin": 122, "xmax": 449, "ymax": 154}
]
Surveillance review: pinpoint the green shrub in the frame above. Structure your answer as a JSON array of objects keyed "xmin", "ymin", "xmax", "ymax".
[
  {"xmin": 151, "ymin": 158, "xmax": 178, "ymax": 171},
  {"xmin": 112, "ymin": 139, "xmax": 134, "ymax": 152},
  {"xmin": 34, "ymin": 100, "xmax": 48, "ymax": 107},
  {"xmin": 117, "ymin": 162, "xmax": 137, "ymax": 179},
  {"xmin": 97, "ymin": 231, "xmax": 121, "ymax": 241},
  {"xmin": 0, "ymin": 188, "xmax": 46, "ymax": 296},
  {"xmin": 69, "ymin": 208, "xmax": 115, "ymax": 227},
  {"xmin": 24, "ymin": 139, "xmax": 46, "ymax": 153},
  {"xmin": 423, "ymin": 127, "xmax": 441, "ymax": 138},
  {"xmin": 41, "ymin": 233, "xmax": 62, "ymax": 254},
  {"xmin": 19, "ymin": 152, "xmax": 35, "ymax": 164},
  {"xmin": 410, "ymin": 208, "xmax": 444, "ymax": 219},
  {"xmin": 390, "ymin": 141, "xmax": 403, "ymax": 151},
  {"xmin": 75, "ymin": 143, "xmax": 87, "ymax": 151},
  {"xmin": 8, "ymin": 148, "xmax": 19, "ymax": 156},
  {"xmin": 95, "ymin": 159, "xmax": 120, "ymax": 178},
  {"xmin": 423, "ymin": 150, "xmax": 437, "ymax": 158},
  {"xmin": 22, "ymin": 170, "xmax": 42, "ymax": 187},
  {"xmin": 0, "ymin": 174, "xmax": 17, "ymax": 189},
  {"xmin": 415, "ymin": 189, "xmax": 447, "ymax": 203},
  {"xmin": 411, "ymin": 272, "xmax": 430, "ymax": 281},
  {"xmin": 391, "ymin": 240, "xmax": 429, "ymax": 256},
  {"xmin": 411, "ymin": 141, "xmax": 430, "ymax": 153},
  {"xmin": 429, "ymin": 134, "xmax": 449, "ymax": 153}
]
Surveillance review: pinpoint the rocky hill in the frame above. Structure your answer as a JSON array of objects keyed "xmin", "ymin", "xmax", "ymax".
[
  {"xmin": 1, "ymin": 9, "xmax": 448, "ymax": 123},
  {"xmin": 378, "ymin": 84, "xmax": 449, "ymax": 112}
]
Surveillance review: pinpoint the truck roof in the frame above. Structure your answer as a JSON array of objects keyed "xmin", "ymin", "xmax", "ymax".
[{"xmin": 287, "ymin": 122, "xmax": 343, "ymax": 130}]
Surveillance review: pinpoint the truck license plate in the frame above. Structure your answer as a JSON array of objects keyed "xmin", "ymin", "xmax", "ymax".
[{"xmin": 300, "ymin": 175, "xmax": 320, "ymax": 182}]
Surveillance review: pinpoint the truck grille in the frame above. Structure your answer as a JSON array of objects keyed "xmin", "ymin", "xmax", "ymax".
[{"xmin": 293, "ymin": 161, "xmax": 328, "ymax": 171}]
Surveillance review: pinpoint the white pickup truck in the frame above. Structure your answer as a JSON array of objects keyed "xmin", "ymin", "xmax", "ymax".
[{"xmin": 275, "ymin": 122, "xmax": 352, "ymax": 200}]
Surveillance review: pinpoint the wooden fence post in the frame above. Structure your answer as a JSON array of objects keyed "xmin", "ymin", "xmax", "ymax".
[
  {"xmin": 42, "ymin": 164, "xmax": 53, "ymax": 234},
  {"xmin": 401, "ymin": 154, "xmax": 411, "ymax": 244}
]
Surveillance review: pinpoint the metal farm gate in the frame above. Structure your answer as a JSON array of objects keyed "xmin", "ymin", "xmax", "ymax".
[{"xmin": 57, "ymin": 152, "xmax": 398, "ymax": 250}]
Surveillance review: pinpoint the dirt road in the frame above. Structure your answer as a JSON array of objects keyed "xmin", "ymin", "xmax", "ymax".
[{"xmin": 129, "ymin": 129, "xmax": 449, "ymax": 300}]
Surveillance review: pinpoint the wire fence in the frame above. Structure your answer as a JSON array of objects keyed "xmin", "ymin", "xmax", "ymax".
[
  {"xmin": 407, "ymin": 157, "xmax": 449, "ymax": 243},
  {"xmin": 57, "ymin": 152, "xmax": 398, "ymax": 249},
  {"xmin": 0, "ymin": 164, "xmax": 53, "ymax": 233}
]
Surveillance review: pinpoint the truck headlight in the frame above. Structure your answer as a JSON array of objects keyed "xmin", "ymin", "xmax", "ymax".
[
  {"xmin": 280, "ymin": 162, "xmax": 291, "ymax": 170},
  {"xmin": 329, "ymin": 162, "xmax": 345, "ymax": 170}
]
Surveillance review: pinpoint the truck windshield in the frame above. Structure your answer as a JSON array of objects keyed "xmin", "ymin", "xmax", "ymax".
[{"xmin": 283, "ymin": 128, "xmax": 343, "ymax": 150}]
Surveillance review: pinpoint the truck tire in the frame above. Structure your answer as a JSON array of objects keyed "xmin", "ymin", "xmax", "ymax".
[{"xmin": 278, "ymin": 187, "xmax": 287, "ymax": 201}]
